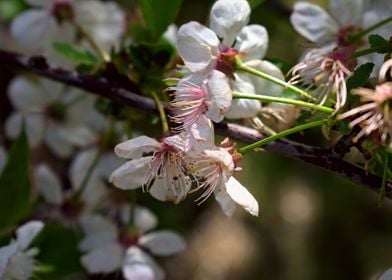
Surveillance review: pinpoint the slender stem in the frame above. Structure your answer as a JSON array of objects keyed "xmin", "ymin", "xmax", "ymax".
[
  {"xmin": 350, "ymin": 16, "xmax": 392, "ymax": 42},
  {"xmin": 235, "ymin": 57, "xmax": 316, "ymax": 101},
  {"xmin": 378, "ymin": 154, "xmax": 389, "ymax": 208},
  {"xmin": 151, "ymin": 91, "xmax": 169, "ymax": 135},
  {"xmin": 238, "ymin": 119, "xmax": 327, "ymax": 154},
  {"xmin": 73, "ymin": 21, "xmax": 110, "ymax": 63},
  {"xmin": 353, "ymin": 46, "xmax": 392, "ymax": 58},
  {"xmin": 232, "ymin": 91, "xmax": 334, "ymax": 114}
]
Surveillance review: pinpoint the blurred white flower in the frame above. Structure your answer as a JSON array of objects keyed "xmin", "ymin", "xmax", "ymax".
[
  {"xmin": 0, "ymin": 221, "xmax": 44, "ymax": 280},
  {"xmin": 74, "ymin": 0, "xmax": 125, "ymax": 52},
  {"xmin": 5, "ymin": 76, "xmax": 98, "ymax": 158},
  {"xmin": 79, "ymin": 209, "xmax": 186, "ymax": 279},
  {"xmin": 110, "ymin": 135, "xmax": 192, "ymax": 203},
  {"xmin": 0, "ymin": 146, "xmax": 6, "ymax": 173}
]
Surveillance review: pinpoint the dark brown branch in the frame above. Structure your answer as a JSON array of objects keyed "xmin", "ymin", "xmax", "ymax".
[{"xmin": 0, "ymin": 49, "xmax": 391, "ymax": 199}]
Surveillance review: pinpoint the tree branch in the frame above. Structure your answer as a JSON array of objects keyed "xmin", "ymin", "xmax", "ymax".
[{"xmin": 0, "ymin": 49, "xmax": 391, "ymax": 199}]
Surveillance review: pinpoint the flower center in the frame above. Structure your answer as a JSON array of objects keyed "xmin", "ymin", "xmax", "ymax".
[
  {"xmin": 216, "ymin": 47, "xmax": 238, "ymax": 79},
  {"xmin": 51, "ymin": 0, "xmax": 74, "ymax": 24},
  {"xmin": 46, "ymin": 102, "xmax": 67, "ymax": 122}
]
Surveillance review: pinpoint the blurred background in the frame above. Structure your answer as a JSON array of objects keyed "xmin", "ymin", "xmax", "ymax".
[{"xmin": 1, "ymin": 0, "xmax": 392, "ymax": 279}]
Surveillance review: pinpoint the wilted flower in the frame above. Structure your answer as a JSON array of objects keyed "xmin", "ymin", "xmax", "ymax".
[
  {"xmin": 289, "ymin": 47, "xmax": 354, "ymax": 109},
  {"xmin": 338, "ymin": 82, "xmax": 392, "ymax": 146},
  {"xmin": 0, "ymin": 221, "xmax": 44, "ymax": 280}
]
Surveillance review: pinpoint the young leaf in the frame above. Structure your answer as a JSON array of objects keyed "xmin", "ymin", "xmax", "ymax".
[
  {"xmin": 140, "ymin": 0, "xmax": 183, "ymax": 40},
  {"xmin": 53, "ymin": 42, "xmax": 98, "ymax": 65},
  {"xmin": 368, "ymin": 34, "xmax": 389, "ymax": 53},
  {"xmin": 346, "ymin": 63, "xmax": 374, "ymax": 91},
  {"xmin": 0, "ymin": 128, "xmax": 31, "ymax": 228}
]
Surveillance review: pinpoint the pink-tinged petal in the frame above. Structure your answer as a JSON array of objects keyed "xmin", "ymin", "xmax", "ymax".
[
  {"xmin": 291, "ymin": 2, "xmax": 338, "ymax": 44},
  {"xmin": 81, "ymin": 243, "xmax": 123, "ymax": 274},
  {"xmin": 109, "ymin": 157, "xmax": 151, "ymax": 190},
  {"xmin": 16, "ymin": 221, "xmax": 44, "ymax": 251},
  {"xmin": 122, "ymin": 247, "xmax": 165, "ymax": 280},
  {"xmin": 203, "ymin": 148, "xmax": 234, "ymax": 173},
  {"xmin": 177, "ymin": 21, "xmax": 220, "ymax": 73},
  {"xmin": 162, "ymin": 134, "xmax": 187, "ymax": 152},
  {"xmin": 11, "ymin": 10, "xmax": 55, "ymax": 49},
  {"xmin": 330, "ymin": 0, "xmax": 364, "ymax": 27},
  {"xmin": 225, "ymin": 73, "xmax": 261, "ymax": 119},
  {"xmin": 7, "ymin": 76, "xmax": 47, "ymax": 112},
  {"xmin": 246, "ymin": 60, "xmax": 285, "ymax": 96},
  {"xmin": 210, "ymin": 0, "xmax": 250, "ymax": 46},
  {"xmin": 114, "ymin": 136, "xmax": 160, "ymax": 159},
  {"xmin": 225, "ymin": 177, "xmax": 259, "ymax": 216},
  {"xmin": 35, "ymin": 164, "xmax": 64, "ymax": 205},
  {"xmin": 235, "ymin": 24, "xmax": 269, "ymax": 61},
  {"xmin": 139, "ymin": 230, "xmax": 186, "ymax": 257},
  {"xmin": 189, "ymin": 116, "xmax": 215, "ymax": 152},
  {"xmin": 205, "ymin": 70, "xmax": 232, "ymax": 122},
  {"xmin": 214, "ymin": 187, "xmax": 236, "ymax": 217}
]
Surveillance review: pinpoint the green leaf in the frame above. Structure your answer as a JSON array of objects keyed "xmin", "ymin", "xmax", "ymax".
[
  {"xmin": 33, "ymin": 224, "xmax": 83, "ymax": 279},
  {"xmin": 140, "ymin": 0, "xmax": 183, "ymax": 40},
  {"xmin": 346, "ymin": 63, "xmax": 374, "ymax": 91},
  {"xmin": 368, "ymin": 34, "xmax": 389, "ymax": 53},
  {"xmin": 0, "ymin": 128, "xmax": 31, "ymax": 228},
  {"xmin": 247, "ymin": 0, "xmax": 265, "ymax": 9},
  {"xmin": 53, "ymin": 42, "xmax": 98, "ymax": 65}
]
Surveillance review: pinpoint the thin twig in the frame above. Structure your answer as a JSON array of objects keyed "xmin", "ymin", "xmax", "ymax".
[{"xmin": 0, "ymin": 49, "xmax": 391, "ymax": 199}]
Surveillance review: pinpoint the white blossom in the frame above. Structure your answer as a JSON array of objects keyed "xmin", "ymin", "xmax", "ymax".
[{"xmin": 0, "ymin": 221, "xmax": 44, "ymax": 280}]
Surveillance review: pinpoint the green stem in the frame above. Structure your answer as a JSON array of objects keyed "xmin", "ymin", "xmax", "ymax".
[
  {"xmin": 350, "ymin": 16, "xmax": 392, "ymax": 42},
  {"xmin": 353, "ymin": 46, "xmax": 392, "ymax": 58},
  {"xmin": 238, "ymin": 119, "xmax": 328, "ymax": 154},
  {"xmin": 232, "ymin": 91, "xmax": 334, "ymax": 114},
  {"xmin": 378, "ymin": 154, "xmax": 389, "ymax": 208},
  {"xmin": 151, "ymin": 91, "xmax": 169, "ymax": 135},
  {"xmin": 73, "ymin": 21, "xmax": 110, "ymax": 63},
  {"xmin": 235, "ymin": 57, "xmax": 316, "ymax": 101}
]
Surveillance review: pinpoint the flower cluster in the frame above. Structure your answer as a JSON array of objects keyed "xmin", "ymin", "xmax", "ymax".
[{"xmin": 110, "ymin": 0, "xmax": 264, "ymax": 217}]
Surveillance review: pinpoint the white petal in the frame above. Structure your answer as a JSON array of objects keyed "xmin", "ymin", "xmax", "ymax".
[
  {"xmin": 225, "ymin": 177, "xmax": 259, "ymax": 216},
  {"xmin": 214, "ymin": 187, "xmax": 236, "ymax": 217},
  {"xmin": 11, "ymin": 10, "xmax": 55, "ymax": 49},
  {"xmin": 189, "ymin": 116, "xmax": 215, "ymax": 152},
  {"xmin": 379, "ymin": 268, "xmax": 392, "ymax": 280},
  {"xmin": 44, "ymin": 125, "xmax": 74, "ymax": 158},
  {"xmin": 139, "ymin": 231, "xmax": 186, "ymax": 256},
  {"xmin": 290, "ymin": 2, "xmax": 338, "ymax": 43},
  {"xmin": 177, "ymin": 21, "xmax": 220, "ymax": 73},
  {"xmin": 81, "ymin": 243, "xmax": 123, "ymax": 274},
  {"xmin": 114, "ymin": 136, "xmax": 161, "ymax": 159},
  {"xmin": 163, "ymin": 24, "xmax": 177, "ymax": 46},
  {"xmin": 235, "ymin": 24, "xmax": 269, "ymax": 61},
  {"xmin": 5, "ymin": 113, "xmax": 45, "ymax": 147},
  {"xmin": 69, "ymin": 149, "xmax": 98, "ymax": 190},
  {"xmin": 7, "ymin": 77, "xmax": 47, "ymax": 112},
  {"xmin": 122, "ymin": 247, "xmax": 165, "ymax": 280},
  {"xmin": 246, "ymin": 60, "xmax": 285, "ymax": 96},
  {"xmin": 34, "ymin": 164, "xmax": 64, "ymax": 205},
  {"xmin": 16, "ymin": 221, "xmax": 44, "ymax": 250},
  {"xmin": 80, "ymin": 180, "xmax": 107, "ymax": 210},
  {"xmin": 225, "ymin": 73, "xmax": 261, "ymax": 119},
  {"xmin": 109, "ymin": 157, "xmax": 151, "ymax": 190},
  {"xmin": 210, "ymin": 0, "xmax": 250, "ymax": 46},
  {"xmin": 0, "ymin": 243, "xmax": 18, "ymax": 275},
  {"xmin": 149, "ymin": 176, "xmax": 191, "ymax": 203},
  {"xmin": 59, "ymin": 125, "xmax": 96, "ymax": 147},
  {"xmin": 79, "ymin": 214, "xmax": 118, "ymax": 236},
  {"xmin": 205, "ymin": 70, "xmax": 232, "ymax": 122},
  {"xmin": 40, "ymin": 78, "xmax": 64, "ymax": 102},
  {"xmin": 330, "ymin": 0, "xmax": 364, "ymax": 27}
]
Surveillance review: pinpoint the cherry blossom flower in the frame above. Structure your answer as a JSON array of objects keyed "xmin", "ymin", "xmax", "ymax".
[
  {"xmin": 187, "ymin": 147, "xmax": 259, "ymax": 217},
  {"xmin": 79, "ymin": 209, "xmax": 186, "ymax": 279},
  {"xmin": 0, "ymin": 221, "xmax": 44, "ymax": 280},
  {"xmin": 109, "ymin": 135, "xmax": 192, "ymax": 203},
  {"xmin": 5, "ymin": 76, "xmax": 98, "ymax": 158},
  {"xmin": 168, "ymin": 70, "xmax": 232, "ymax": 132},
  {"xmin": 338, "ymin": 82, "xmax": 392, "ymax": 146},
  {"xmin": 289, "ymin": 47, "xmax": 354, "ymax": 109}
]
